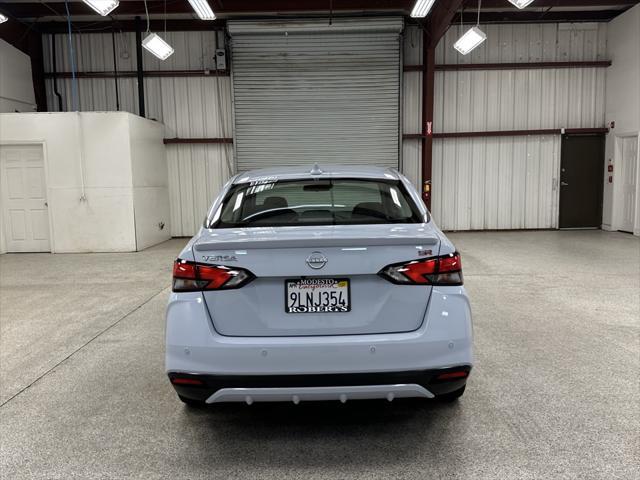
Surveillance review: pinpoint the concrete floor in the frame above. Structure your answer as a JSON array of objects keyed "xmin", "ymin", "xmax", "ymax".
[{"xmin": 0, "ymin": 230, "xmax": 638, "ymax": 479}]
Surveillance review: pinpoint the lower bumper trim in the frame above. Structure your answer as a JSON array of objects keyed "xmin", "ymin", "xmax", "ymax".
[
  {"xmin": 206, "ymin": 384, "xmax": 434, "ymax": 404},
  {"xmin": 169, "ymin": 366, "xmax": 470, "ymax": 403}
]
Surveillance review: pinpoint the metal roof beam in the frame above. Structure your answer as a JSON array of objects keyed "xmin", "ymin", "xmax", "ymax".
[
  {"xmin": 453, "ymin": 8, "xmax": 632, "ymax": 23},
  {"xmin": 463, "ymin": 0, "xmax": 638, "ymax": 7}
]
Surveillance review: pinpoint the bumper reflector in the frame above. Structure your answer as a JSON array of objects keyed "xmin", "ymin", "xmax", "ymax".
[
  {"xmin": 435, "ymin": 371, "xmax": 469, "ymax": 381},
  {"xmin": 171, "ymin": 377, "xmax": 204, "ymax": 386}
]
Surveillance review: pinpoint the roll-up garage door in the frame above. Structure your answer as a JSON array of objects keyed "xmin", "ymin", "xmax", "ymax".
[{"xmin": 228, "ymin": 17, "xmax": 403, "ymax": 172}]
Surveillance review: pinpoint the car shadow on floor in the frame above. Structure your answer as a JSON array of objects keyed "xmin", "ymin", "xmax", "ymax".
[{"xmin": 176, "ymin": 398, "xmax": 465, "ymax": 469}]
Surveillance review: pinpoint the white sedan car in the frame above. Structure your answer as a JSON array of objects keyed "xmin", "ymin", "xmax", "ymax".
[{"xmin": 166, "ymin": 165, "xmax": 473, "ymax": 406}]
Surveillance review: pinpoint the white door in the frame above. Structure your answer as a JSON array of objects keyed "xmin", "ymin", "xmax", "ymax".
[
  {"xmin": 618, "ymin": 136, "xmax": 639, "ymax": 233},
  {"xmin": 0, "ymin": 145, "xmax": 51, "ymax": 252}
]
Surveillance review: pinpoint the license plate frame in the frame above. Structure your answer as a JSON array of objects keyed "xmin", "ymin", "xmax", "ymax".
[{"xmin": 285, "ymin": 278, "xmax": 351, "ymax": 314}]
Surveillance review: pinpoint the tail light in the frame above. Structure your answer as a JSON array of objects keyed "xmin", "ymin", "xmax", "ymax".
[
  {"xmin": 379, "ymin": 252, "xmax": 463, "ymax": 286},
  {"xmin": 172, "ymin": 259, "xmax": 255, "ymax": 292}
]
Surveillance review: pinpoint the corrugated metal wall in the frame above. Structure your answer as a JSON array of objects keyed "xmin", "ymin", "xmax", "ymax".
[
  {"xmin": 403, "ymin": 22, "xmax": 608, "ymax": 230},
  {"xmin": 42, "ymin": 31, "xmax": 233, "ymax": 236},
  {"xmin": 42, "ymin": 22, "xmax": 608, "ymax": 234},
  {"xmin": 432, "ymin": 135, "xmax": 561, "ymax": 229}
]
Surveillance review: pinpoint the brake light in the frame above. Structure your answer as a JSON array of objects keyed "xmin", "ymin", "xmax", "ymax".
[
  {"xmin": 379, "ymin": 253, "xmax": 463, "ymax": 286},
  {"xmin": 172, "ymin": 259, "xmax": 255, "ymax": 292}
]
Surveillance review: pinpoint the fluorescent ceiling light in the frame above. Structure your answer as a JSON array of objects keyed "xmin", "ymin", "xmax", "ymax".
[
  {"xmin": 142, "ymin": 33, "xmax": 175, "ymax": 61},
  {"xmin": 410, "ymin": 0, "xmax": 437, "ymax": 18},
  {"xmin": 187, "ymin": 0, "xmax": 216, "ymax": 20},
  {"xmin": 82, "ymin": 0, "xmax": 119, "ymax": 16},
  {"xmin": 453, "ymin": 26, "xmax": 487, "ymax": 55},
  {"xmin": 0, "ymin": 13, "xmax": 8, "ymax": 24},
  {"xmin": 507, "ymin": 0, "xmax": 536, "ymax": 8}
]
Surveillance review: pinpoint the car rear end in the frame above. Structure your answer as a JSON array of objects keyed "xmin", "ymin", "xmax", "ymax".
[{"xmin": 166, "ymin": 166, "xmax": 473, "ymax": 405}]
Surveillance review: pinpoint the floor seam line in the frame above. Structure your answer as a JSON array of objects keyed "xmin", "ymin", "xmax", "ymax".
[{"xmin": 0, "ymin": 286, "xmax": 170, "ymax": 409}]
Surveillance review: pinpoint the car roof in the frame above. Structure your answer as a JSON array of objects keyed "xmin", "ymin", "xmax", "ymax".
[{"xmin": 233, "ymin": 164, "xmax": 401, "ymax": 184}]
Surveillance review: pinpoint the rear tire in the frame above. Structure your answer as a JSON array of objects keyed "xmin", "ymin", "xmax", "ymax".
[
  {"xmin": 436, "ymin": 385, "xmax": 466, "ymax": 402},
  {"xmin": 178, "ymin": 395, "xmax": 206, "ymax": 408}
]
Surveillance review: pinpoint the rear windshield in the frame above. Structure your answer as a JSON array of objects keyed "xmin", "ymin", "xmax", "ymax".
[{"xmin": 210, "ymin": 178, "xmax": 424, "ymax": 228}]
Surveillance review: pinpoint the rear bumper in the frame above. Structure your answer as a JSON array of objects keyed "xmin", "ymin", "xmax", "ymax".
[
  {"xmin": 169, "ymin": 367, "xmax": 470, "ymax": 403},
  {"xmin": 166, "ymin": 286, "xmax": 473, "ymax": 376}
]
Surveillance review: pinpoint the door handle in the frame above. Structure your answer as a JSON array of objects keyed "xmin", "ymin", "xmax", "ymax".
[
  {"xmin": 560, "ymin": 181, "xmax": 569, "ymax": 186},
  {"xmin": 44, "ymin": 202, "xmax": 48, "ymax": 207}
]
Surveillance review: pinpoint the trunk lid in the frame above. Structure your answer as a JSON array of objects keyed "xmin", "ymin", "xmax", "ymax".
[{"xmin": 193, "ymin": 224, "xmax": 440, "ymax": 337}]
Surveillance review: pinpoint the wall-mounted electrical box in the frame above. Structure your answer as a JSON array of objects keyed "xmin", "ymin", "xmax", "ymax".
[{"xmin": 215, "ymin": 49, "xmax": 227, "ymax": 71}]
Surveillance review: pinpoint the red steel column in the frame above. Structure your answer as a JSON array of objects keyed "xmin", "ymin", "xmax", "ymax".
[
  {"xmin": 421, "ymin": 42, "xmax": 436, "ymax": 210},
  {"xmin": 419, "ymin": 0, "xmax": 464, "ymax": 210}
]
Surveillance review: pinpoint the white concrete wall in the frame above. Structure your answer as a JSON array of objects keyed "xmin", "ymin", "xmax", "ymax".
[
  {"xmin": 0, "ymin": 112, "xmax": 135, "ymax": 252},
  {"xmin": 603, "ymin": 4, "xmax": 640, "ymax": 235},
  {"xmin": 0, "ymin": 39, "xmax": 36, "ymax": 113},
  {"xmin": 128, "ymin": 114, "xmax": 171, "ymax": 250},
  {"xmin": 0, "ymin": 112, "xmax": 168, "ymax": 252},
  {"xmin": 42, "ymin": 31, "xmax": 232, "ymax": 237}
]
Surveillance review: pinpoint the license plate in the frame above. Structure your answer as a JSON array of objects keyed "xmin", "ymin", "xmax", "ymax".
[{"xmin": 285, "ymin": 278, "xmax": 351, "ymax": 313}]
